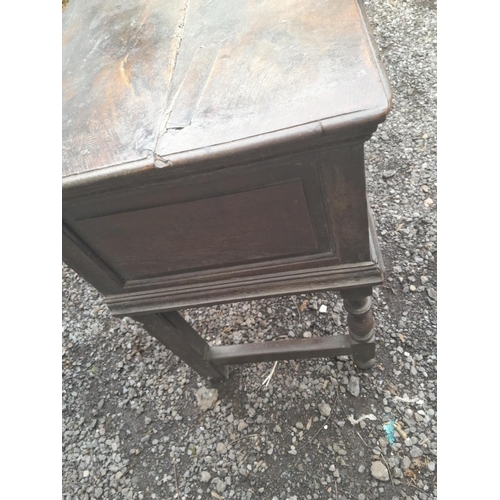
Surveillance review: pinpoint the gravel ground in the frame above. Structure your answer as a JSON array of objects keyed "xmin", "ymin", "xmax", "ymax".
[{"xmin": 62, "ymin": 1, "xmax": 437, "ymax": 499}]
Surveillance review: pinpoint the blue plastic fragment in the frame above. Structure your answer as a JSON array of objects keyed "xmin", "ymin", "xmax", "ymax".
[{"xmin": 383, "ymin": 420, "xmax": 395, "ymax": 445}]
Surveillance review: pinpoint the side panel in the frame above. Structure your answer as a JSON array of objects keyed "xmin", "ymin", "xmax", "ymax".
[
  {"xmin": 75, "ymin": 182, "xmax": 318, "ymax": 280},
  {"xmin": 62, "ymin": 143, "xmax": 376, "ymax": 306}
]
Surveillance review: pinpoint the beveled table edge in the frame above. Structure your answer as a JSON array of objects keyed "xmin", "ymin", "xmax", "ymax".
[{"xmin": 62, "ymin": 105, "xmax": 390, "ymax": 192}]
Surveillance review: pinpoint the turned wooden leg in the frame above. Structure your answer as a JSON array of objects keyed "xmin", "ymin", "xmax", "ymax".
[
  {"xmin": 341, "ymin": 287, "xmax": 376, "ymax": 369},
  {"xmin": 130, "ymin": 311, "xmax": 228, "ymax": 380}
]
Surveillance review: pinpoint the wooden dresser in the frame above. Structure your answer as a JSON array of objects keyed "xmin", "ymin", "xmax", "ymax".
[{"xmin": 62, "ymin": 0, "xmax": 392, "ymax": 379}]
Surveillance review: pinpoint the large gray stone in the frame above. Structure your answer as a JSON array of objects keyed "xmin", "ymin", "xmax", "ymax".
[
  {"xmin": 195, "ymin": 387, "xmax": 218, "ymax": 411},
  {"xmin": 371, "ymin": 461, "xmax": 390, "ymax": 482}
]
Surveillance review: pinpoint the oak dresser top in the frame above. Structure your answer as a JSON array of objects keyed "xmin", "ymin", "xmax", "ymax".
[{"xmin": 62, "ymin": 0, "xmax": 391, "ymax": 180}]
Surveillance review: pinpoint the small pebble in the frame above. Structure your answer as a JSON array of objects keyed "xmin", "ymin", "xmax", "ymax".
[
  {"xmin": 347, "ymin": 376, "xmax": 360, "ymax": 397},
  {"xmin": 318, "ymin": 403, "xmax": 331, "ymax": 417}
]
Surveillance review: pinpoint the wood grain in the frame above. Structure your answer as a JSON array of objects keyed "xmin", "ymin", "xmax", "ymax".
[
  {"xmin": 62, "ymin": 0, "xmax": 391, "ymax": 178},
  {"xmin": 62, "ymin": 0, "xmax": 186, "ymax": 177},
  {"xmin": 157, "ymin": 0, "xmax": 391, "ymax": 159}
]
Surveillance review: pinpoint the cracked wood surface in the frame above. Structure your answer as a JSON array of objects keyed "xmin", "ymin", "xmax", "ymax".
[
  {"xmin": 62, "ymin": 0, "xmax": 186, "ymax": 177},
  {"xmin": 62, "ymin": 0, "xmax": 391, "ymax": 179}
]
